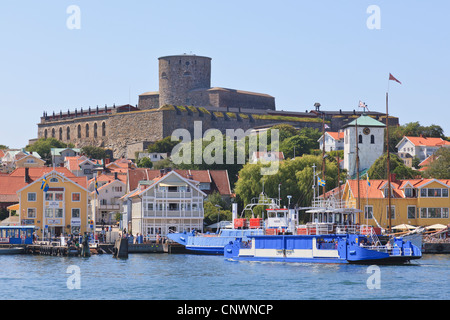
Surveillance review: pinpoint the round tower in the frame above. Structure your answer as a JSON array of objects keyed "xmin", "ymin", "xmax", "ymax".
[{"xmin": 158, "ymin": 54, "xmax": 212, "ymax": 107}]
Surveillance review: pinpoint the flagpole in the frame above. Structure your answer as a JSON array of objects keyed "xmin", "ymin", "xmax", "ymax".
[
  {"xmin": 386, "ymin": 90, "xmax": 392, "ymax": 233},
  {"xmin": 355, "ymin": 117, "xmax": 361, "ymax": 223}
]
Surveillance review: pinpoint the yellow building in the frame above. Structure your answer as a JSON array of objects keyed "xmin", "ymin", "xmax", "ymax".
[
  {"xmin": 17, "ymin": 170, "xmax": 90, "ymax": 239},
  {"xmin": 341, "ymin": 178, "xmax": 450, "ymax": 230}
]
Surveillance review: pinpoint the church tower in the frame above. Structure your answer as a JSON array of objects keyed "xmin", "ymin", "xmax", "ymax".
[{"xmin": 343, "ymin": 114, "xmax": 386, "ymax": 178}]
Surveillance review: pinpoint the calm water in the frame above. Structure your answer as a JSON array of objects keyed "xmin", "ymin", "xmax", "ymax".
[{"xmin": 0, "ymin": 253, "xmax": 448, "ymax": 300}]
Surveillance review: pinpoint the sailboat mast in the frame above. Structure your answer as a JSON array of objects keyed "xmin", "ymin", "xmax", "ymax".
[
  {"xmin": 355, "ymin": 118, "xmax": 361, "ymax": 223},
  {"xmin": 322, "ymin": 112, "xmax": 326, "ymax": 199},
  {"xmin": 386, "ymin": 92, "xmax": 392, "ymax": 232}
]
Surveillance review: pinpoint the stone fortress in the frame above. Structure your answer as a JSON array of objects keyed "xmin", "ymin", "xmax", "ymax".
[{"xmin": 36, "ymin": 54, "xmax": 398, "ymax": 159}]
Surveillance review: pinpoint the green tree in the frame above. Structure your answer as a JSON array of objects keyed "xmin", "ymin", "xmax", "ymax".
[
  {"xmin": 367, "ymin": 153, "xmax": 418, "ymax": 180},
  {"xmin": 203, "ymin": 191, "xmax": 232, "ymax": 226},
  {"xmin": 234, "ymin": 155, "xmax": 343, "ymax": 219},
  {"xmin": 137, "ymin": 157, "xmax": 154, "ymax": 168},
  {"xmin": 25, "ymin": 138, "xmax": 69, "ymax": 164},
  {"xmin": 0, "ymin": 145, "xmax": 8, "ymax": 149},
  {"xmin": 422, "ymin": 148, "xmax": 450, "ymax": 179},
  {"xmin": 81, "ymin": 146, "xmax": 107, "ymax": 160},
  {"xmin": 148, "ymin": 136, "xmax": 180, "ymax": 154}
]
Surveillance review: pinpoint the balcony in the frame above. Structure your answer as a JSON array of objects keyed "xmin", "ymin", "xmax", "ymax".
[
  {"xmin": 98, "ymin": 204, "xmax": 121, "ymax": 211},
  {"xmin": 143, "ymin": 210, "xmax": 203, "ymax": 218},
  {"xmin": 155, "ymin": 191, "xmax": 193, "ymax": 199}
]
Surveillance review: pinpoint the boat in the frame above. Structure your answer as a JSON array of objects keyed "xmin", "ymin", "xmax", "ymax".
[
  {"xmin": 0, "ymin": 247, "xmax": 25, "ymax": 255},
  {"xmin": 167, "ymin": 192, "xmax": 296, "ymax": 255},
  {"xmin": 224, "ymin": 197, "xmax": 422, "ymax": 264}
]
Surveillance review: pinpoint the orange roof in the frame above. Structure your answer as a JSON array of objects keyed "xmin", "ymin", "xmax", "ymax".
[
  {"xmin": 346, "ymin": 178, "xmax": 450, "ymax": 199},
  {"xmin": 405, "ymin": 136, "xmax": 450, "ymax": 147},
  {"xmin": 10, "ymin": 167, "xmax": 77, "ymax": 179},
  {"xmin": 327, "ymin": 132, "xmax": 344, "ymax": 141}
]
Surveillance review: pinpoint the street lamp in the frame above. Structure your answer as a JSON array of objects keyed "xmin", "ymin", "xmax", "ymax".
[
  {"xmin": 214, "ymin": 205, "xmax": 222, "ymax": 225},
  {"xmin": 287, "ymin": 195, "xmax": 292, "ymax": 209}
]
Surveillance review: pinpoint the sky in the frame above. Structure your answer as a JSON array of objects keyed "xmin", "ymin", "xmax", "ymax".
[{"xmin": 1, "ymin": 1, "xmax": 449, "ymax": 149}]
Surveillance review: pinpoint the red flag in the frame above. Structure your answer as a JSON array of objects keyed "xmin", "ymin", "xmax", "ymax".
[{"xmin": 389, "ymin": 73, "xmax": 402, "ymax": 84}]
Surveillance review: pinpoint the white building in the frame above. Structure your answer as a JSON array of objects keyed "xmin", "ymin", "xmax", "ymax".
[
  {"xmin": 91, "ymin": 178, "xmax": 127, "ymax": 226},
  {"xmin": 318, "ymin": 131, "xmax": 344, "ymax": 152},
  {"xmin": 250, "ymin": 151, "xmax": 285, "ymax": 163},
  {"xmin": 121, "ymin": 170, "xmax": 206, "ymax": 239},
  {"xmin": 343, "ymin": 115, "xmax": 385, "ymax": 178},
  {"xmin": 50, "ymin": 148, "xmax": 80, "ymax": 167},
  {"xmin": 396, "ymin": 136, "xmax": 450, "ymax": 162}
]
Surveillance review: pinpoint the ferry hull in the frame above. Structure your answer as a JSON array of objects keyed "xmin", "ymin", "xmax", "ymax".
[{"xmin": 224, "ymin": 234, "xmax": 422, "ymax": 265}]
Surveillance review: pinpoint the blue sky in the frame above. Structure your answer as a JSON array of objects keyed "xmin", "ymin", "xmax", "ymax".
[{"xmin": 1, "ymin": 1, "xmax": 449, "ymax": 148}]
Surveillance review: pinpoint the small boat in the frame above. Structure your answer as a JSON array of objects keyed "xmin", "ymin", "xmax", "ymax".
[{"xmin": 0, "ymin": 247, "xmax": 25, "ymax": 255}]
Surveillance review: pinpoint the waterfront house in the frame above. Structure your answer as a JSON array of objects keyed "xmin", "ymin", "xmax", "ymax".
[
  {"xmin": 64, "ymin": 155, "xmax": 101, "ymax": 180},
  {"xmin": 341, "ymin": 176, "xmax": 450, "ymax": 229},
  {"xmin": 121, "ymin": 170, "xmax": 206, "ymax": 239},
  {"xmin": 90, "ymin": 177, "xmax": 126, "ymax": 226},
  {"xmin": 16, "ymin": 169, "xmax": 89, "ymax": 239}
]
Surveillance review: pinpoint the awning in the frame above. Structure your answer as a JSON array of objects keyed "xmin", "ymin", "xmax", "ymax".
[
  {"xmin": 425, "ymin": 224, "xmax": 447, "ymax": 230},
  {"xmin": 7, "ymin": 203, "xmax": 19, "ymax": 211},
  {"xmin": 392, "ymin": 224, "xmax": 416, "ymax": 230}
]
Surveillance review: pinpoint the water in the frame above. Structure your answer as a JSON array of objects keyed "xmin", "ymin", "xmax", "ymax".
[{"xmin": 0, "ymin": 253, "xmax": 448, "ymax": 300}]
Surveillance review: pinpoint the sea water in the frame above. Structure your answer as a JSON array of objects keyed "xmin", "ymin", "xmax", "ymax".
[{"xmin": 0, "ymin": 253, "xmax": 448, "ymax": 300}]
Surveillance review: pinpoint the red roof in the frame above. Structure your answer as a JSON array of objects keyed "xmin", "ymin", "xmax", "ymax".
[
  {"xmin": 127, "ymin": 169, "xmax": 232, "ymax": 196},
  {"xmin": 405, "ymin": 136, "xmax": 450, "ymax": 147},
  {"xmin": 327, "ymin": 132, "xmax": 344, "ymax": 141},
  {"xmin": 346, "ymin": 178, "xmax": 450, "ymax": 199}
]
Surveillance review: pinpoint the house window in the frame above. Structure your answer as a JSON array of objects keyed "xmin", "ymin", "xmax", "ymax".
[
  {"xmin": 386, "ymin": 206, "xmax": 395, "ymax": 220},
  {"xmin": 113, "ymin": 186, "xmax": 122, "ymax": 192},
  {"xmin": 72, "ymin": 193, "xmax": 81, "ymax": 202},
  {"xmin": 419, "ymin": 208, "xmax": 449, "ymax": 219},
  {"xmin": 100, "ymin": 199, "xmax": 107, "ymax": 205},
  {"xmin": 147, "ymin": 203, "xmax": 154, "ymax": 210},
  {"xmin": 371, "ymin": 135, "xmax": 375, "ymax": 144},
  {"xmin": 45, "ymin": 208, "xmax": 53, "ymax": 218},
  {"xmin": 72, "ymin": 208, "xmax": 80, "ymax": 218},
  {"xmin": 28, "ymin": 193, "xmax": 37, "ymax": 202},
  {"xmin": 55, "ymin": 209, "xmax": 63, "ymax": 218},
  {"xmin": 45, "ymin": 193, "xmax": 53, "ymax": 201},
  {"xmin": 27, "ymin": 208, "xmax": 36, "ymax": 218},
  {"xmin": 55, "ymin": 193, "xmax": 63, "ymax": 201},
  {"xmin": 359, "ymin": 135, "xmax": 363, "ymax": 144},
  {"xmin": 407, "ymin": 206, "xmax": 416, "ymax": 219},
  {"xmin": 50, "ymin": 178, "xmax": 58, "ymax": 183},
  {"xmin": 364, "ymin": 206, "xmax": 373, "ymax": 219},
  {"xmin": 404, "ymin": 188, "xmax": 413, "ymax": 198}
]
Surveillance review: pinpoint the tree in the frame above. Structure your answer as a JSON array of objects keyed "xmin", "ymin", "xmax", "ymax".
[
  {"xmin": 81, "ymin": 146, "xmax": 107, "ymax": 160},
  {"xmin": 148, "ymin": 136, "xmax": 180, "ymax": 154},
  {"xmin": 137, "ymin": 157, "xmax": 153, "ymax": 168},
  {"xmin": 422, "ymin": 148, "xmax": 450, "ymax": 179},
  {"xmin": 0, "ymin": 145, "xmax": 8, "ymax": 150},
  {"xmin": 234, "ymin": 155, "xmax": 343, "ymax": 219},
  {"xmin": 25, "ymin": 138, "xmax": 69, "ymax": 164},
  {"xmin": 203, "ymin": 191, "xmax": 232, "ymax": 226},
  {"xmin": 367, "ymin": 153, "xmax": 418, "ymax": 180}
]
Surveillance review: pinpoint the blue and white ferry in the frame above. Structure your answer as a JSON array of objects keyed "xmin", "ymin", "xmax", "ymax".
[{"xmin": 224, "ymin": 201, "xmax": 422, "ymax": 264}]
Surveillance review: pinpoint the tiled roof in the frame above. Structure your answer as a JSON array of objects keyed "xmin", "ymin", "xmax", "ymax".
[{"xmin": 404, "ymin": 136, "xmax": 450, "ymax": 147}]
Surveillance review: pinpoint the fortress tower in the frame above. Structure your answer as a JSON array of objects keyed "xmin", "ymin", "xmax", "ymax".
[
  {"xmin": 158, "ymin": 55, "xmax": 212, "ymax": 107},
  {"xmin": 139, "ymin": 54, "xmax": 276, "ymax": 111}
]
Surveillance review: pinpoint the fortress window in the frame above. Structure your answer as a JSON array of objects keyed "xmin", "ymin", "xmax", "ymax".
[
  {"xmin": 52, "ymin": 128, "xmax": 55, "ymax": 138},
  {"xmin": 44, "ymin": 129, "xmax": 48, "ymax": 139},
  {"xmin": 59, "ymin": 128, "xmax": 63, "ymax": 141},
  {"xmin": 102, "ymin": 122, "xmax": 106, "ymax": 136},
  {"xmin": 86, "ymin": 124, "xmax": 89, "ymax": 138},
  {"xmin": 185, "ymin": 61, "xmax": 190, "ymax": 66},
  {"xmin": 67, "ymin": 127, "xmax": 70, "ymax": 140},
  {"xmin": 78, "ymin": 125, "xmax": 81, "ymax": 138},
  {"xmin": 161, "ymin": 72, "xmax": 168, "ymax": 79},
  {"xmin": 94, "ymin": 123, "xmax": 98, "ymax": 138},
  {"xmin": 183, "ymin": 71, "xmax": 191, "ymax": 77}
]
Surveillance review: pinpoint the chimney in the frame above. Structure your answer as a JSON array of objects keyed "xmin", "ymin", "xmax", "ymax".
[
  {"xmin": 114, "ymin": 172, "xmax": 118, "ymax": 180},
  {"xmin": 25, "ymin": 168, "xmax": 31, "ymax": 183}
]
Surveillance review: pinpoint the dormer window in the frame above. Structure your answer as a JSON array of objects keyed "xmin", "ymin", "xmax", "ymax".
[{"xmin": 404, "ymin": 188, "xmax": 413, "ymax": 198}]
